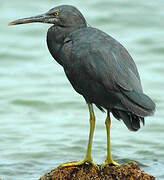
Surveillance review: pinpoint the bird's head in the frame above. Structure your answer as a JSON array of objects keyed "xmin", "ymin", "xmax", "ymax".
[{"xmin": 8, "ymin": 5, "xmax": 87, "ymax": 28}]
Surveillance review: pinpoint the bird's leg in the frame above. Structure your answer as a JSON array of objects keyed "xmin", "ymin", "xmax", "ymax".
[
  {"xmin": 60, "ymin": 104, "xmax": 98, "ymax": 169},
  {"xmin": 101, "ymin": 111, "xmax": 119, "ymax": 168},
  {"xmin": 83, "ymin": 104, "xmax": 97, "ymax": 166}
]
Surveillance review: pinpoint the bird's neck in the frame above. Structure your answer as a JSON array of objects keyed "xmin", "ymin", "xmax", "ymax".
[{"xmin": 47, "ymin": 25, "xmax": 86, "ymax": 66}]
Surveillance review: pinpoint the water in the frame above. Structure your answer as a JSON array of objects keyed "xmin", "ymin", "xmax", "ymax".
[{"xmin": 1, "ymin": 0, "xmax": 164, "ymax": 179}]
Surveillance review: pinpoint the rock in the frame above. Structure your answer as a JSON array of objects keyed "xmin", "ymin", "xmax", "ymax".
[{"xmin": 39, "ymin": 161, "xmax": 155, "ymax": 180}]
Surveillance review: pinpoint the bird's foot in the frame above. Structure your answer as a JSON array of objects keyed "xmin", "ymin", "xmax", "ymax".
[
  {"xmin": 101, "ymin": 159, "xmax": 119, "ymax": 169},
  {"xmin": 60, "ymin": 159, "xmax": 98, "ymax": 169}
]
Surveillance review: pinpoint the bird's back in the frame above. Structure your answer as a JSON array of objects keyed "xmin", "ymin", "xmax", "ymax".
[
  {"xmin": 64, "ymin": 27, "xmax": 142, "ymax": 92},
  {"xmin": 55, "ymin": 27, "xmax": 155, "ymax": 131}
]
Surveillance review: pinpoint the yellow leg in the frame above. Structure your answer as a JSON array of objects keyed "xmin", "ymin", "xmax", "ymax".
[
  {"xmin": 60, "ymin": 104, "xmax": 98, "ymax": 169},
  {"xmin": 102, "ymin": 111, "xmax": 119, "ymax": 168}
]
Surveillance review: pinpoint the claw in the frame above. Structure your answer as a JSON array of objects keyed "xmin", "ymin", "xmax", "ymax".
[
  {"xmin": 101, "ymin": 160, "xmax": 119, "ymax": 169},
  {"xmin": 60, "ymin": 159, "xmax": 99, "ymax": 169}
]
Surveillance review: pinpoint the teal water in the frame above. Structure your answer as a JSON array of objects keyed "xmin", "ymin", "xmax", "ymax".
[{"xmin": 1, "ymin": 0, "xmax": 164, "ymax": 179}]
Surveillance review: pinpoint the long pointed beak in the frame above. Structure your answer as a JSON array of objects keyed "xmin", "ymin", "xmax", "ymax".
[{"xmin": 8, "ymin": 14, "xmax": 48, "ymax": 26}]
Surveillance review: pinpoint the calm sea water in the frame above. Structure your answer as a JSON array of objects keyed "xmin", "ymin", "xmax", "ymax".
[{"xmin": 1, "ymin": 0, "xmax": 164, "ymax": 179}]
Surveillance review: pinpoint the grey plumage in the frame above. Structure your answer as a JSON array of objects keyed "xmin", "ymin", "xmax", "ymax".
[{"xmin": 9, "ymin": 5, "xmax": 155, "ymax": 132}]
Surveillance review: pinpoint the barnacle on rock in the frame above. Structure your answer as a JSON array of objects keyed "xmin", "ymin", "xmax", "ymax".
[{"xmin": 39, "ymin": 161, "xmax": 155, "ymax": 180}]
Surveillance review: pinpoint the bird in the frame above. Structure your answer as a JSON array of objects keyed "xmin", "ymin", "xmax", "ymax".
[{"xmin": 8, "ymin": 5, "xmax": 155, "ymax": 169}]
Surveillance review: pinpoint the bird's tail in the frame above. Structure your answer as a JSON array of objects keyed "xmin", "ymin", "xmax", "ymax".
[
  {"xmin": 120, "ymin": 89, "xmax": 155, "ymax": 116},
  {"xmin": 112, "ymin": 89, "xmax": 155, "ymax": 131},
  {"xmin": 112, "ymin": 109, "xmax": 144, "ymax": 131}
]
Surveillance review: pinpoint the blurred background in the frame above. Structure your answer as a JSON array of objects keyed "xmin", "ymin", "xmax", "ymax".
[{"xmin": 1, "ymin": 0, "xmax": 164, "ymax": 179}]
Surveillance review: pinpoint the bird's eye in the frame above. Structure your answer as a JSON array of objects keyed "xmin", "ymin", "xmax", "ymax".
[{"xmin": 54, "ymin": 11, "xmax": 59, "ymax": 16}]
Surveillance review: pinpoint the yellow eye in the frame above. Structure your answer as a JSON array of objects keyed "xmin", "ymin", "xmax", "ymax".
[{"xmin": 54, "ymin": 11, "xmax": 59, "ymax": 16}]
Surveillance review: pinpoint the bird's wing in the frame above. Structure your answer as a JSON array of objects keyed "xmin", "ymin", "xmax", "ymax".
[
  {"xmin": 74, "ymin": 42, "xmax": 142, "ymax": 92},
  {"xmin": 70, "ymin": 37, "xmax": 155, "ymax": 112}
]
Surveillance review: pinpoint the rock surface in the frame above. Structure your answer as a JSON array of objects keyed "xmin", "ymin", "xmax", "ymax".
[{"xmin": 39, "ymin": 161, "xmax": 155, "ymax": 180}]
